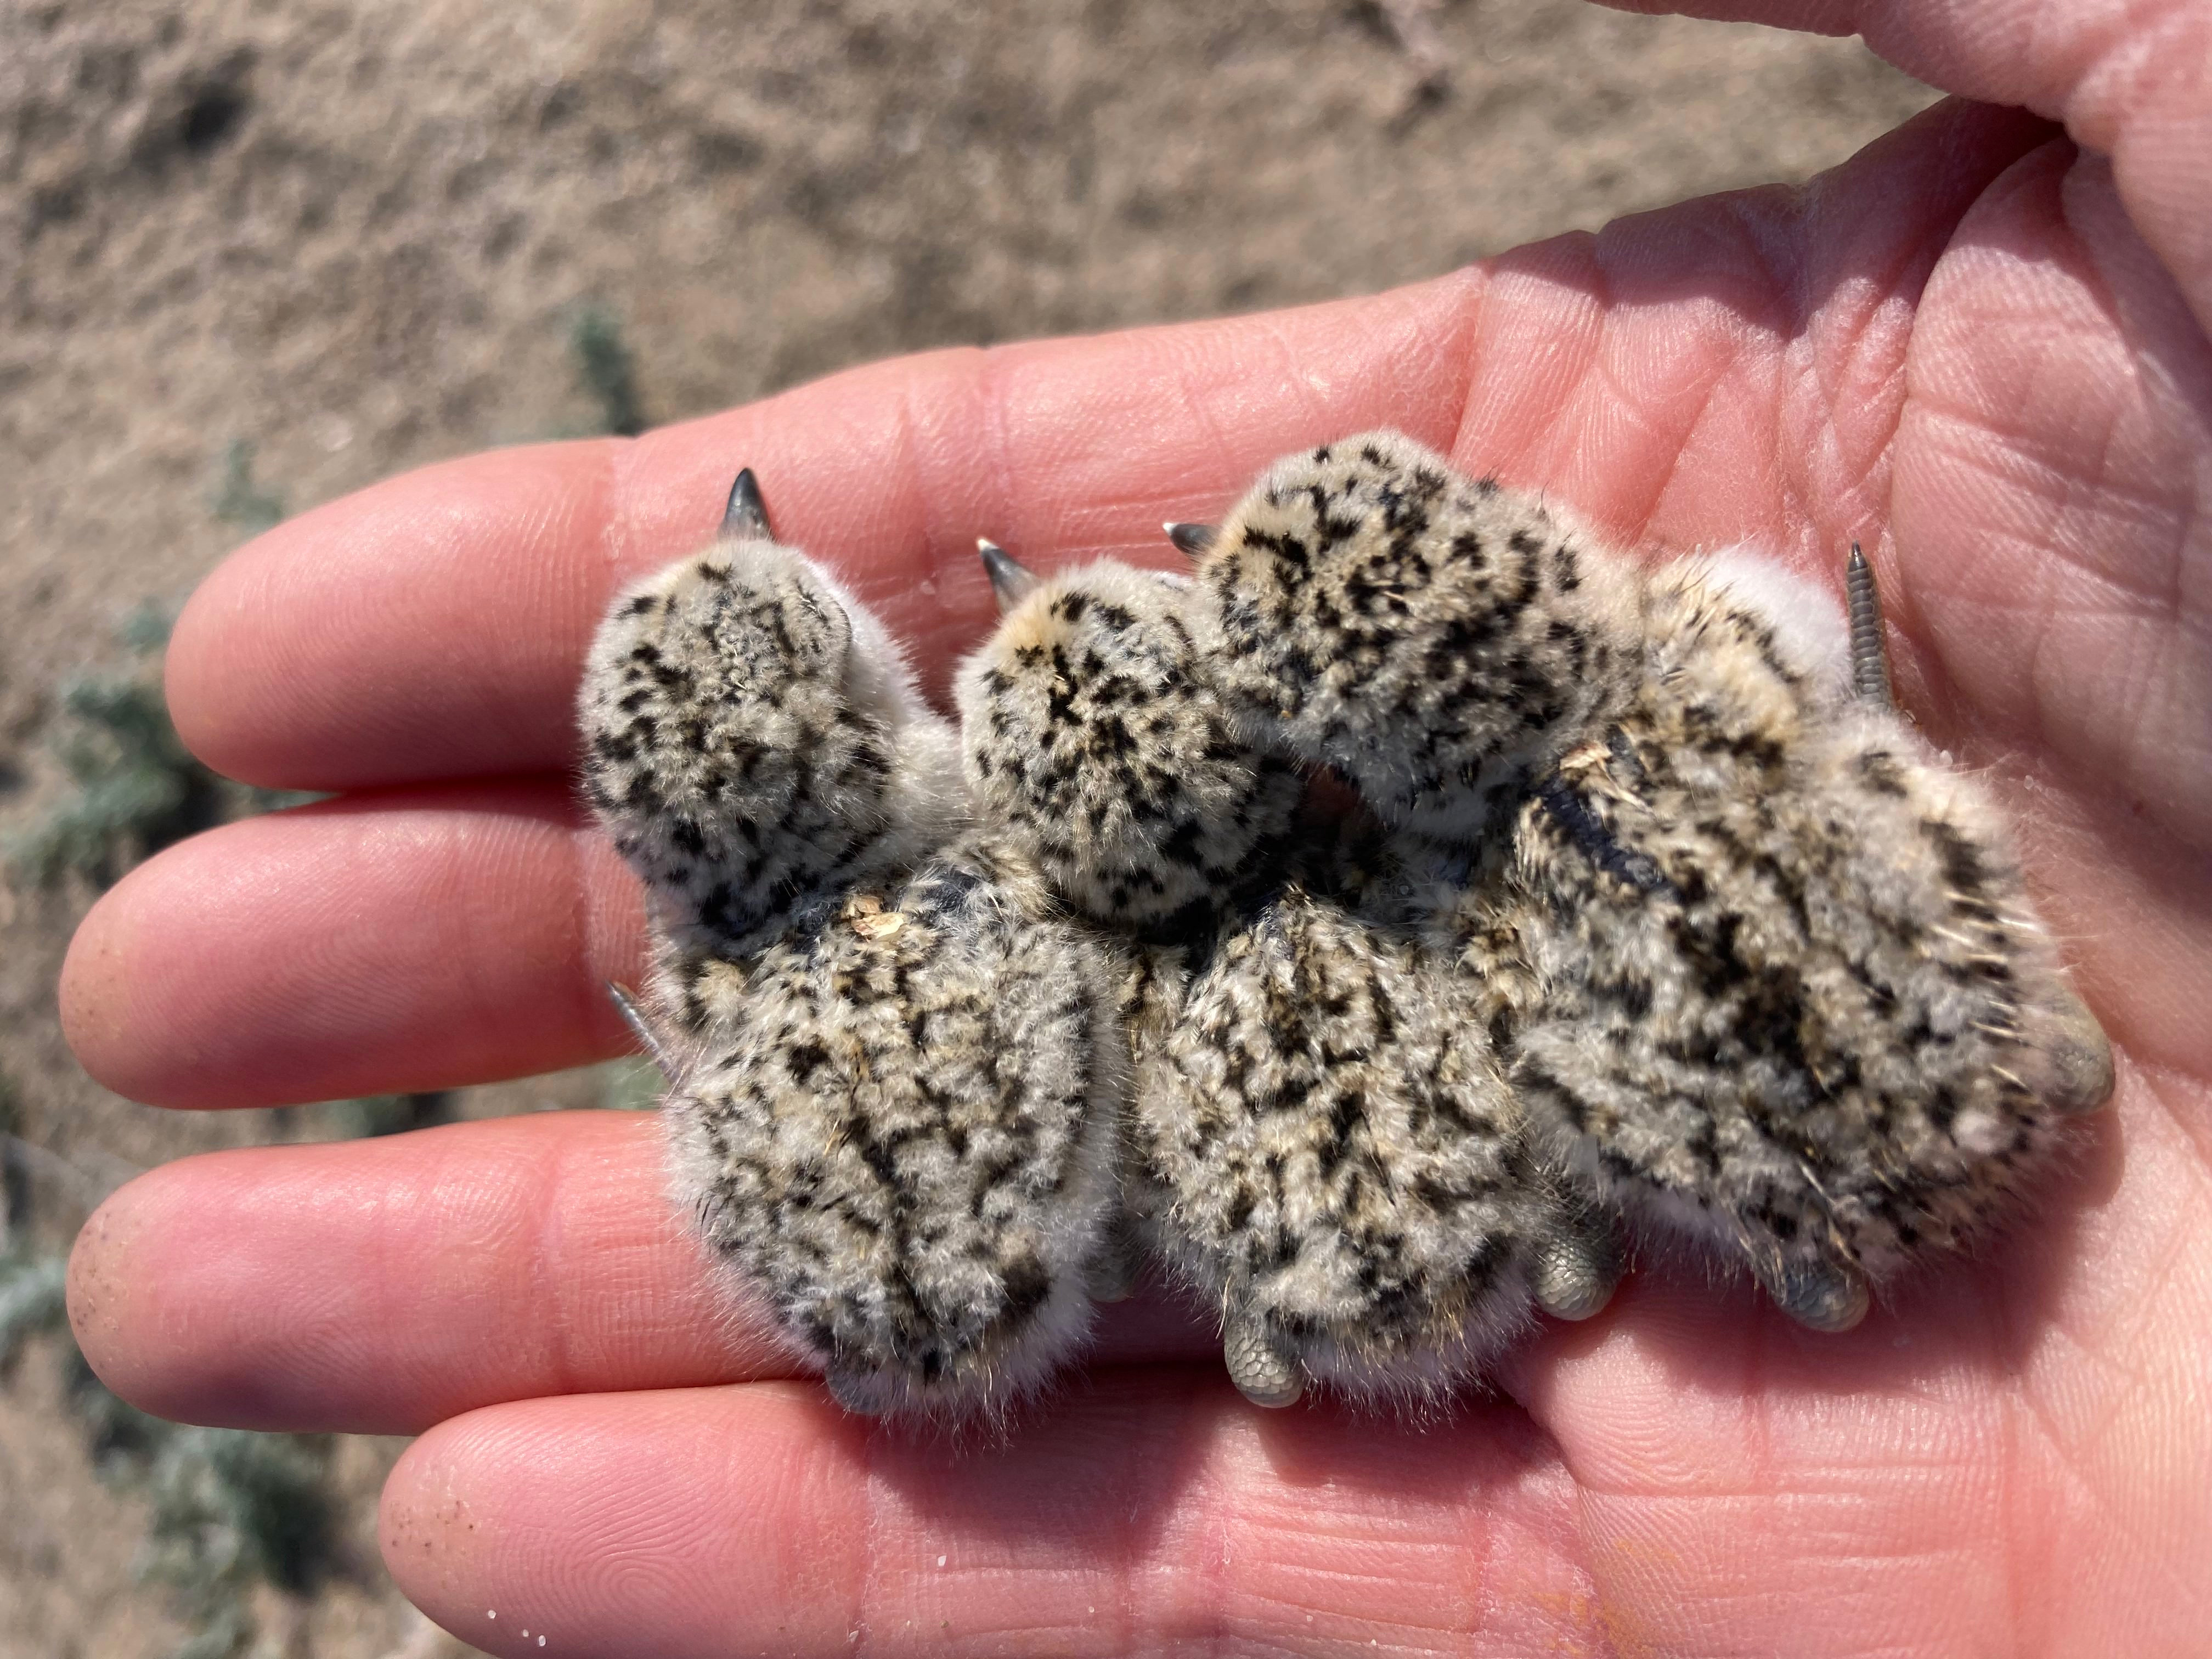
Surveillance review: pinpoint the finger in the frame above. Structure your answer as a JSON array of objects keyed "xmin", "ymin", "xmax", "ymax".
[
  {"xmin": 167, "ymin": 100, "xmax": 2048, "ymax": 793},
  {"xmin": 1605, "ymin": 2, "xmax": 2212, "ymax": 332},
  {"xmin": 66, "ymin": 1111, "xmax": 1207, "ymax": 1436},
  {"xmin": 380, "ymin": 1375, "xmax": 1584, "ymax": 1659},
  {"xmin": 168, "ymin": 289, "xmax": 1483, "ymax": 792},
  {"xmin": 60, "ymin": 780, "xmax": 648, "ymax": 1109}
]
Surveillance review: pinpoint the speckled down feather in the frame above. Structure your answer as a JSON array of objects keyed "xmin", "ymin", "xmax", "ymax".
[
  {"xmin": 1128, "ymin": 876, "xmax": 1559, "ymax": 1403},
  {"xmin": 1190, "ymin": 430, "xmax": 1641, "ymax": 844},
  {"xmin": 579, "ymin": 516, "xmax": 1125, "ymax": 1418},
  {"xmin": 958, "ymin": 553, "xmax": 1613, "ymax": 1404},
  {"xmin": 1440, "ymin": 559, "xmax": 2112, "ymax": 1323},
  {"xmin": 953, "ymin": 558, "xmax": 1304, "ymax": 944},
  {"xmin": 579, "ymin": 537, "xmax": 964, "ymax": 955},
  {"xmin": 661, "ymin": 833, "xmax": 1126, "ymax": 1418},
  {"xmin": 1191, "ymin": 432, "xmax": 2113, "ymax": 1329}
]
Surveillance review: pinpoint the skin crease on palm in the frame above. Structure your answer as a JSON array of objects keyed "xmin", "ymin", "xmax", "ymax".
[{"xmin": 48, "ymin": 0, "xmax": 2212, "ymax": 1651}]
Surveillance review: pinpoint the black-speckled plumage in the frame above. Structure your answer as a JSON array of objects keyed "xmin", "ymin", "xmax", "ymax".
[
  {"xmin": 958, "ymin": 553, "xmax": 1609, "ymax": 1404},
  {"xmin": 578, "ymin": 500, "xmax": 1126, "ymax": 1420},
  {"xmin": 1192, "ymin": 432, "xmax": 2113, "ymax": 1328}
]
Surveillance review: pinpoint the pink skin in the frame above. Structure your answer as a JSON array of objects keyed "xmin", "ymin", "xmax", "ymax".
[{"xmin": 57, "ymin": 0, "xmax": 2211, "ymax": 1652}]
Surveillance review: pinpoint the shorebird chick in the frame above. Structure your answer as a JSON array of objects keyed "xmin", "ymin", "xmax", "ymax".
[
  {"xmin": 952, "ymin": 541, "xmax": 1300, "ymax": 1324},
  {"xmin": 662, "ymin": 836, "xmax": 1127, "ymax": 1420},
  {"xmin": 1183, "ymin": 432, "xmax": 2114, "ymax": 1331},
  {"xmin": 579, "ymin": 473, "xmax": 1124, "ymax": 1420},
  {"xmin": 580, "ymin": 469, "xmax": 961, "ymax": 957},
  {"xmin": 957, "ymin": 541, "xmax": 1606, "ymax": 1408},
  {"xmin": 1137, "ymin": 868, "xmax": 1610, "ymax": 1409},
  {"xmin": 953, "ymin": 543, "xmax": 1303, "ymax": 945},
  {"xmin": 1185, "ymin": 435, "xmax": 1643, "ymax": 843}
]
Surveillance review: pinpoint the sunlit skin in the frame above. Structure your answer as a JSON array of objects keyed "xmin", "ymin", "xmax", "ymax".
[{"xmin": 57, "ymin": 1, "xmax": 2210, "ymax": 1653}]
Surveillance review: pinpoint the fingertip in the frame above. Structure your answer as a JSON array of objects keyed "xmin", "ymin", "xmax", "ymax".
[
  {"xmin": 58, "ymin": 859, "xmax": 163, "ymax": 1105},
  {"xmin": 65, "ymin": 1154, "xmax": 324, "ymax": 1428},
  {"xmin": 163, "ymin": 533, "xmax": 262, "ymax": 787},
  {"xmin": 377, "ymin": 1408, "xmax": 522, "ymax": 1635},
  {"xmin": 377, "ymin": 1386, "xmax": 866, "ymax": 1652},
  {"xmin": 66, "ymin": 1167, "xmax": 174, "ymax": 1418},
  {"xmin": 165, "ymin": 440, "xmax": 622, "ymax": 791},
  {"xmin": 377, "ymin": 1404, "xmax": 518, "ymax": 1605},
  {"xmin": 58, "ymin": 823, "xmax": 307, "ymax": 1109}
]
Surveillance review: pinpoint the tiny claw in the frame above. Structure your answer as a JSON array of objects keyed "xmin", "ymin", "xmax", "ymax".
[
  {"xmin": 823, "ymin": 1369, "xmax": 892, "ymax": 1417},
  {"xmin": 721, "ymin": 467, "xmax": 773, "ymax": 540},
  {"xmin": 978, "ymin": 537, "xmax": 1041, "ymax": 613},
  {"xmin": 605, "ymin": 980, "xmax": 674, "ymax": 1076},
  {"xmin": 1532, "ymin": 1217, "xmax": 1623, "ymax": 1322},
  {"xmin": 1165, "ymin": 521, "xmax": 1218, "ymax": 557},
  {"xmin": 1223, "ymin": 1314, "xmax": 1302, "ymax": 1408},
  {"xmin": 1760, "ymin": 1257, "xmax": 1871, "ymax": 1334},
  {"xmin": 2042, "ymin": 985, "xmax": 2116, "ymax": 1114},
  {"xmin": 1844, "ymin": 543, "xmax": 1894, "ymax": 709}
]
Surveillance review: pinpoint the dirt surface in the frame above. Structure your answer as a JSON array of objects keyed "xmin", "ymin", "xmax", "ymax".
[{"xmin": 0, "ymin": 2, "xmax": 1934, "ymax": 1652}]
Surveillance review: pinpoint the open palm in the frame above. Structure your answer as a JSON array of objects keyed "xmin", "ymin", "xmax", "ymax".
[{"xmin": 62, "ymin": 2, "xmax": 2210, "ymax": 1652}]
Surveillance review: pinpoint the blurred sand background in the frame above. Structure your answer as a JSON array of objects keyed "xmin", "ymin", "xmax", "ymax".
[{"xmin": 0, "ymin": 2, "xmax": 1935, "ymax": 1653}]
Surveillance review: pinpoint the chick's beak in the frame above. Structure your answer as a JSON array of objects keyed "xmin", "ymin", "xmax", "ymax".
[
  {"xmin": 978, "ymin": 538, "xmax": 1041, "ymax": 614},
  {"xmin": 1165, "ymin": 521, "xmax": 1218, "ymax": 557},
  {"xmin": 721, "ymin": 467, "xmax": 774, "ymax": 540}
]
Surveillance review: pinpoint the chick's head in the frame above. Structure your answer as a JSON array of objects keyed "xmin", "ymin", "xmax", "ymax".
[{"xmin": 955, "ymin": 552, "xmax": 1299, "ymax": 940}]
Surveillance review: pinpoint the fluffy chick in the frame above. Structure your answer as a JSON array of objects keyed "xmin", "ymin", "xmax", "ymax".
[
  {"xmin": 952, "ymin": 544, "xmax": 1300, "ymax": 1326},
  {"xmin": 953, "ymin": 551, "xmax": 1304, "ymax": 944},
  {"xmin": 580, "ymin": 473, "xmax": 1125, "ymax": 1419},
  {"xmin": 579, "ymin": 470, "xmax": 962, "ymax": 957},
  {"xmin": 1135, "ymin": 870, "xmax": 1603, "ymax": 1409},
  {"xmin": 1187, "ymin": 433, "xmax": 2114, "ymax": 1329},
  {"xmin": 1188, "ymin": 432, "xmax": 1642, "ymax": 844},
  {"xmin": 662, "ymin": 836, "xmax": 1127, "ymax": 1420},
  {"xmin": 957, "ymin": 545, "xmax": 1607, "ymax": 1408}
]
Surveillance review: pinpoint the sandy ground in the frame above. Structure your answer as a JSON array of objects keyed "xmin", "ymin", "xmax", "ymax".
[{"xmin": 0, "ymin": 2, "xmax": 1934, "ymax": 1652}]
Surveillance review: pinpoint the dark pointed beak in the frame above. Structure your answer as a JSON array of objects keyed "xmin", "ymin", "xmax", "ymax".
[
  {"xmin": 1165, "ymin": 521, "xmax": 1218, "ymax": 557},
  {"xmin": 721, "ymin": 467, "xmax": 773, "ymax": 540},
  {"xmin": 978, "ymin": 538, "xmax": 1041, "ymax": 613}
]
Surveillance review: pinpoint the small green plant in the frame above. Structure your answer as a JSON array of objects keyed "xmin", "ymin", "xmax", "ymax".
[
  {"xmin": 138, "ymin": 1423, "xmax": 336, "ymax": 1650},
  {"xmin": 5, "ymin": 436, "xmax": 308, "ymax": 887},
  {"xmin": 0, "ymin": 1248, "xmax": 67, "ymax": 1362},
  {"xmin": 4, "ymin": 606, "xmax": 309, "ymax": 888},
  {"xmin": 210, "ymin": 439, "xmax": 286, "ymax": 537},
  {"xmin": 571, "ymin": 303, "xmax": 647, "ymax": 436},
  {"xmin": 3, "ymin": 1248, "xmax": 340, "ymax": 1659},
  {"xmin": 0, "ymin": 1069, "xmax": 26, "ymax": 1244},
  {"xmin": 320, "ymin": 1091, "xmax": 454, "ymax": 1139},
  {"xmin": 7, "ymin": 610, "xmax": 222, "ymax": 886}
]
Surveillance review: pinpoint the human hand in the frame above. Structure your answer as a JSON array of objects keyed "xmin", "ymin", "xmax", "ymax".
[{"xmin": 61, "ymin": 0, "xmax": 2211, "ymax": 1650}]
